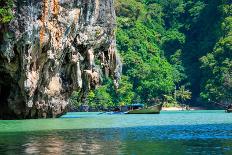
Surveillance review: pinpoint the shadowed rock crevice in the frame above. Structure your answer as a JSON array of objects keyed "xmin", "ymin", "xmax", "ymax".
[
  {"xmin": 0, "ymin": 73, "xmax": 12, "ymax": 118},
  {"xmin": 0, "ymin": 71, "xmax": 22, "ymax": 119},
  {"xmin": 0, "ymin": 0, "xmax": 122, "ymax": 119}
]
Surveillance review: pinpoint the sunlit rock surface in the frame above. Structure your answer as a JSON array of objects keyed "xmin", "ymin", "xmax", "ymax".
[{"xmin": 0, "ymin": 0, "xmax": 122, "ymax": 119}]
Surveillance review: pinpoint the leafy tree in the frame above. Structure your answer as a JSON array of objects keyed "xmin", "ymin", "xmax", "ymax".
[
  {"xmin": 0, "ymin": 0, "xmax": 14, "ymax": 24},
  {"xmin": 137, "ymin": 57, "xmax": 175, "ymax": 102},
  {"xmin": 176, "ymin": 86, "xmax": 192, "ymax": 104},
  {"xmin": 116, "ymin": 76, "xmax": 135, "ymax": 106}
]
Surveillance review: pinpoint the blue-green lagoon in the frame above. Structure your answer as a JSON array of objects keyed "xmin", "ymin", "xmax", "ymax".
[{"xmin": 0, "ymin": 111, "xmax": 232, "ymax": 154}]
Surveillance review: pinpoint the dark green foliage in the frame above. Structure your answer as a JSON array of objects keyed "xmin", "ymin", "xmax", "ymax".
[
  {"xmin": 200, "ymin": 3, "xmax": 232, "ymax": 104},
  {"xmin": 116, "ymin": 0, "xmax": 179, "ymax": 105},
  {"xmin": 115, "ymin": 0, "xmax": 232, "ymax": 106},
  {"xmin": 0, "ymin": 0, "xmax": 14, "ymax": 24}
]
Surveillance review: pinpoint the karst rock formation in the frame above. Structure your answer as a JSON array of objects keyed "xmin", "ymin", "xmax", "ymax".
[{"xmin": 0, "ymin": 0, "xmax": 122, "ymax": 119}]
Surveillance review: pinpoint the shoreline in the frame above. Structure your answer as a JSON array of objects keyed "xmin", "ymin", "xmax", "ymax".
[{"xmin": 162, "ymin": 107, "xmax": 207, "ymax": 111}]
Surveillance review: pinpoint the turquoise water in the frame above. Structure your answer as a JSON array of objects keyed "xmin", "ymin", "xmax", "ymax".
[{"xmin": 0, "ymin": 110, "xmax": 232, "ymax": 154}]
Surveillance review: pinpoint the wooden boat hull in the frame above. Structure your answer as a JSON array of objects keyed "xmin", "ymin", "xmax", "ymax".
[
  {"xmin": 125, "ymin": 104, "xmax": 162, "ymax": 114},
  {"xmin": 226, "ymin": 109, "xmax": 232, "ymax": 113}
]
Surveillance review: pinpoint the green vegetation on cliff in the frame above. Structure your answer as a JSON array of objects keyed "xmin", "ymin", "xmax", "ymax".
[
  {"xmin": 71, "ymin": 0, "xmax": 232, "ymax": 108},
  {"xmin": 200, "ymin": 2, "xmax": 232, "ymax": 104},
  {"xmin": 0, "ymin": 0, "xmax": 14, "ymax": 24}
]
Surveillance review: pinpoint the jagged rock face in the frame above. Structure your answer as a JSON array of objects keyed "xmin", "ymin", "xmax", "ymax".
[{"xmin": 0, "ymin": 0, "xmax": 122, "ymax": 119}]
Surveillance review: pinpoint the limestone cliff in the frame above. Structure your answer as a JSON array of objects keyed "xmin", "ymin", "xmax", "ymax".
[{"xmin": 0, "ymin": 0, "xmax": 122, "ymax": 119}]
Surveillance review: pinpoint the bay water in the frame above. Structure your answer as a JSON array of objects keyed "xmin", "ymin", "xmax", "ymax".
[{"xmin": 0, "ymin": 111, "xmax": 232, "ymax": 154}]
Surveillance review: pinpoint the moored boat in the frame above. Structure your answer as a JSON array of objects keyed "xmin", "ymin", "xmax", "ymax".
[
  {"xmin": 226, "ymin": 109, "xmax": 232, "ymax": 113},
  {"xmin": 125, "ymin": 104, "xmax": 163, "ymax": 114},
  {"xmin": 225, "ymin": 104, "xmax": 232, "ymax": 113}
]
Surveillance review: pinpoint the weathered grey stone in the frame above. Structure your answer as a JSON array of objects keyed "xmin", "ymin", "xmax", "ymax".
[{"xmin": 0, "ymin": 0, "xmax": 122, "ymax": 119}]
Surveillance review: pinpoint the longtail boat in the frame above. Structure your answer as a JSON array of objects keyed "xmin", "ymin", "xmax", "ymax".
[{"xmin": 125, "ymin": 104, "xmax": 163, "ymax": 114}]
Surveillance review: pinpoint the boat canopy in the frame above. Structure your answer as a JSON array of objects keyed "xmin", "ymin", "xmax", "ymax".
[{"xmin": 129, "ymin": 104, "xmax": 144, "ymax": 107}]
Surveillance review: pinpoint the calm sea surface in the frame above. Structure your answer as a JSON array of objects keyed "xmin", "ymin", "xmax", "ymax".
[{"xmin": 0, "ymin": 110, "xmax": 232, "ymax": 155}]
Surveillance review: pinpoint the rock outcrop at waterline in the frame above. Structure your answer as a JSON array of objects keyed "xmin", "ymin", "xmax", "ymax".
[{"xmin": 0, "ymin": 0, "xmax": 122, "ymax": 119}]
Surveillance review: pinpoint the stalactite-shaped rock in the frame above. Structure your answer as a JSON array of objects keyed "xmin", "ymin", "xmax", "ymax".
[{"xmin": 0, "ymin": 0, "xmax": 122, "ymax": 119}]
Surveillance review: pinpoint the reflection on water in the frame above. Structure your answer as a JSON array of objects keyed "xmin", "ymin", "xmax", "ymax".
[
  {"xmin": 0, "ymin": 111, "xmax": 232, "ymax": 154},
  {"xmin": 0, "ymin": 129, "xmax": 123, "ymax": 154},
  {"xmin": 1, "ymin": 125, "xmax": 232, "ymax": 154}
]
